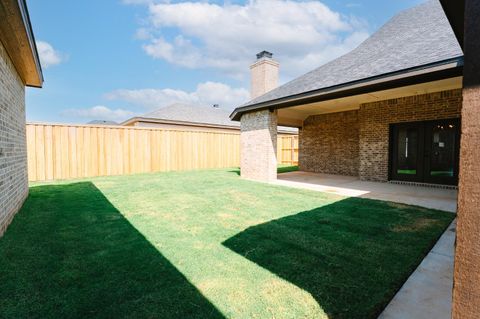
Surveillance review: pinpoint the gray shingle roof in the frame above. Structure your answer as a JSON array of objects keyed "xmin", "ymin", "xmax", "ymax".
[
  {"xmin": 143, "ymin": 103, "xmax": 239, "ymax": 127},
  {"xmin": 138, "ymin": 103, "xmax": 298, "ymax": 133},
  {"xmin": 242, "ymin": 0, "xmax": 463, "ymax": 108},
  {"xmin": 87, "ymin": 120, "xmax": 118, "ymax": 125}
]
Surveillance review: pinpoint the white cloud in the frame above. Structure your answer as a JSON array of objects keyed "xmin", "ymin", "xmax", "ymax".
[
  {"xmin": 122, "ymin": 0, "xmax": 152, "ymax": 4},
  {"xmin": 134, "ymin": 27, "xmax": 153, "ymax": 40},
  {"xmin": 61, "ymin": 106, "xmax": 136, "ymax": 122},
  {"xmin": 36, "ymin": 41, "xmax": 66, "ymax": 68},
  {"xmin": 105, "ymin": 81, "xmax": 250, "ymax": 109},
  {"xmin": 129, "ymin": 0, "xmax": 369, "ymax": 79},
  {"xmin": 143, "ymin": 36, "xmax": 202, "ymax": 68}
]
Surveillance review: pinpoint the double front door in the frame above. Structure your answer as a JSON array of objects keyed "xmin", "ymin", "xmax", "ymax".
[{"xmin": 390, "ymin": 119, "xmax": 460, "ymax": 185}]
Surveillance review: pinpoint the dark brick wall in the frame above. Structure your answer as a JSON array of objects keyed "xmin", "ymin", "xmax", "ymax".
[
  {"xmin": 298, "ymin": 89, "xmax": 462, "ymax": 181},
  {"xmin": 359, "ymin": 89, "xmax": 462, "ymax": 181},
  {"xmin": 299, "ymin": 110, "xmax": 359, "ymax": 176}
]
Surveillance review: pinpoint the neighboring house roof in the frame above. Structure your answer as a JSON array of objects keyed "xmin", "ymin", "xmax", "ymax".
[
  {"xmin": 231, "ymin": 0, "xmax": 463, "ymax": 121},
  {"xmin": 122, "ymin": 103, "xmax": 298, "ymax": 134},
  {"xmin": 144, "ymin": 103, "xmax": 238, "ymax": 127},
  {"xmin": 0, "ymin": 0, "xmax": 43, "ymax": 87},
  {"xmin": 87, "ymin": 120, "xmax": 119, "ymax": 125}
]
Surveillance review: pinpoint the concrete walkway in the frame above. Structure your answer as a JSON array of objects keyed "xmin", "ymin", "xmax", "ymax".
[
  {"xmin": 379, "ymin": 221, "xmax": 456, "ymax": 319},
  {"xmin": 275, "ymin": 171, "xmax": 457, "ymax": 212}
]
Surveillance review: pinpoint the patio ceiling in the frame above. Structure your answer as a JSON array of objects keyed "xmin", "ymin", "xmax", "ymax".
[{"xmin": 277, "ymin": 76, "xmax": 463, "ymax": 128}]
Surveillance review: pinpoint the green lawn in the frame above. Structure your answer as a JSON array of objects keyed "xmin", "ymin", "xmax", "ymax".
[
  {"xmin": 277, "ymin": 164, "xmax": 299, "ymax": 174},
  {"xmin": 0, "ymin": 168, "xmax": 453, "ymax": 318}
]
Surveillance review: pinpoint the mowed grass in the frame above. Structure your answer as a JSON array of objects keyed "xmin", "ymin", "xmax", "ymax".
[
  {"xmin": 277, "ymin": 164, "xmax": 299, "ymax": 174},
  {"xmin": 0, "ymin": 168, "xmax": 454, "ymax": 318}
]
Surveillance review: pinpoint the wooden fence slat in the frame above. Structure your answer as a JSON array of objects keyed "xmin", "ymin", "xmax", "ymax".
[
  {"xmin": 35, "ymin": 125, "xmax": 45, "ymax": 181},
  {"xmin": 44, "ymin": 125, "xmax": 53, "ymax": 180},
  {"xmin": 26, "ymin": 125, "xmax": 36, "ymax": 181}
]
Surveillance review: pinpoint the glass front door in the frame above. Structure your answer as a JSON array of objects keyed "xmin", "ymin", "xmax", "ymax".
[
  {"xmin": 390, "ymin": 119, "xmax": 459, "ymax": 185},
  {"xmin": 424, "ymin": 120, "xmax": 460, "ymax": 185},
  {"xmin": 391, "ymin": 123, "xmax": 424, "ymax": 182}
]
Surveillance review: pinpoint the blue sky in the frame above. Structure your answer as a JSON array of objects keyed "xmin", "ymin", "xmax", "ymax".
[{"xmin": 26, "ymin": 0, "xmax": 424, "ymax": 124}]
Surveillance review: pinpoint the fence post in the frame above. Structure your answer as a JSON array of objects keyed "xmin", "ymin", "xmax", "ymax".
[{"xmin": 290, "ymin": 136, "xmax": 294, "ymax": 165}]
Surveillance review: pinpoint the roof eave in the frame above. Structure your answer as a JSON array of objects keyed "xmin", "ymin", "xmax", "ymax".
[
  {"xmin": 230, "ymin": 57, "xmax": 464, "ymax": 121},
  {"xmin": 0, "ymin": 0, "xmax": 43, "ymax": 87},
  {"xmin": 120, "ymin": 117, "xmax": 141, "ymax": 126},
  {"xmin": 19, "ymin": 0, "xmax": 43, "ymax": 87},
  {"xmin": 121, "ymin": 117, "xmax": 240, "ymax": 130}
]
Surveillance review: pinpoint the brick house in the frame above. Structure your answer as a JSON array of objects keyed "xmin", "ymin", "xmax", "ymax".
[
  {"xmin": 233, "ymin": 0, "xmax": 480, "ymax": 316},
  {"xmin": 0, "ymin": 0, "xmax": 43, "ymax": 236},
  {"xmin": 232, "ymin": 0, "xmax": 463, "ymax": 186}
]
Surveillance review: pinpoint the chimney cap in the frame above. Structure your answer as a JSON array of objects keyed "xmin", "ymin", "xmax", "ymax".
[{"xmin": 256, "ymin": 51, "xmax": 273, "ymax": 60}]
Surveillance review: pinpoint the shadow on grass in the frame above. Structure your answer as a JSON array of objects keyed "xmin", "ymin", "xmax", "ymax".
[
  {"xmin": 0, "ymin": 182, "xmax": 223, "ymax": 319},
  {"xmin": 277, "ymin": 165, "xmax": 299, "ymax": 174},
  {"xmin": 223, "ymin": 197, "xmax": 454, "ymax": 319},
  {"xmin": 229, "ymin": 165, "xmax": 299, "ymax": 176},
  {"xmin": 228, "ymin": 168, "xmax": 241, "ymax": 176}
]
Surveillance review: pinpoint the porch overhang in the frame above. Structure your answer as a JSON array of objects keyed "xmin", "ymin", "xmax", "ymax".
[{"xmin": 231, "ymin": 58, "xmax": 464, "ymax": 126}]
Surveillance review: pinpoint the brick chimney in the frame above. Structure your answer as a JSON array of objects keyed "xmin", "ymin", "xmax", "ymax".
[{"xmin": 250, "ymin": 51, "xmax": 279, "ymax": 99}]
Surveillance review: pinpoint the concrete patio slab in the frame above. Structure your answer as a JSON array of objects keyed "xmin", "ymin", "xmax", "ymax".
[
  {"xmin": 275, "ymin": 171, "xmax": 457, "ymax": 212},
  {"xmin": 378, "ymin": 221, "xmax": 456, "ymax": 319}
]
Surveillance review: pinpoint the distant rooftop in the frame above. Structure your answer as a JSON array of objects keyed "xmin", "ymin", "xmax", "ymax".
[
  {"xmin": 87, "ymin": 120, "xmax": 118, "ymax": 125},
  {"xmin": 142, "ymin": 103, "xmax": 238, "ymax": 127},
  {"xmin": 123, "ymin": 103, "xmax": 298, "ymax": 133}
]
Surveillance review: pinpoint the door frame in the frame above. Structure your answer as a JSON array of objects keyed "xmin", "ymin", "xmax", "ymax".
[{"xmin": 388, "ymin": 118, "xmax": 461, "ymax": 185}]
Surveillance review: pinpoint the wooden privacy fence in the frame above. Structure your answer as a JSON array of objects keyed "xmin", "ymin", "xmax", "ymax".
[
  {"xmin": 26, "ymin": 123, "xmax": 298, "ymax": 182},
  {"xmin": 277, "ymin": 135, "xmax": 299, "ymax": 166}
]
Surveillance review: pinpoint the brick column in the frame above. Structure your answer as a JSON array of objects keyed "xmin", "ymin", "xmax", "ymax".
[
  {"xmin": 240, "ymin": 109, "xmax": 277, "ymax": 182},
  {"xmin": 452, "ymin": 0, "xmax": 480, "ymax": 317}
]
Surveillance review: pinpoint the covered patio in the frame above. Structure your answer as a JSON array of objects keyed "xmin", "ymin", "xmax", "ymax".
[{"xmin": 233, "ymin": 1, "xmax": 463, "ymax": 189}]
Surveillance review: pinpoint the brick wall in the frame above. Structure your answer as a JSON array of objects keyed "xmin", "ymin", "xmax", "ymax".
[
  {"xmin": 299, "ymin": 110, "xmax": 359, "ymax": 176},
  {"xmin": 250, "ymin": 58, "xmax": 279, "ymax": 100},
  {"xmin": 240, "ymin": 109, "xmax": 277, "ymax": 181},
  {"xmin": 0, "ymin": 41, "xmax": 28, "ymax": 236},
  {"xmin": 296, "ymin": 89, "xmax": 462, "ymax": 182},
  {"xmin": 359, "ymin": 89, "xmax": 462, "ymax": 181}
]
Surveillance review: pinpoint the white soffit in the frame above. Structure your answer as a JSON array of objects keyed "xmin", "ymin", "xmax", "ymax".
[{"xmin": 277, "ymin": 76, "xmax": 463, "ymax": 121}]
